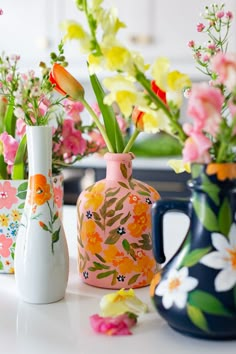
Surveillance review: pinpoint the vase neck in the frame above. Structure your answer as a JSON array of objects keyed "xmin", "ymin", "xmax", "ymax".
[
  {"xmin": 27, "ymin": 126, "xmax": 52, "ymax": 177},
  {"xmin": 105, "ymin": 153, "xmax": 134, "ymax": 181}
]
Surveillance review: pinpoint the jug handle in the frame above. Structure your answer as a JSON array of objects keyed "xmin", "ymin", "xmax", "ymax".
[{"xmin": 152, "ymin": 199, "xmax": 191, "ymax": 264}]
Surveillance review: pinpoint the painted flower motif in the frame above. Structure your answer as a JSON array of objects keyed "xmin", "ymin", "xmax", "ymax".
[
  {"xmin": 99, "ymin": 288, "xmax": 148, "ymax": 317},
  {"xmin": 135, "ymin": 252, "xmax": 156, "ymax": 284},
  {"xmin": 90, "ymin": 313, "xmax": 137, "ymax": 336},
  {"xmin": 0, "ymin": 214, "xmax": 9, "ymax": 227},
  {"xmin": 28, "ymin": 174, "xmax": 51, "ymax": 206},
  {"xmin": 84, "ymin": 182, "xmax": 105, "ymax": 211},
  {"xmin": 81, "ymin": 219, "xmax": 103, "ymax": 254},
  {"xmin": 103, "ymin": 245, "xmax": 134, "ymax": 274},
  {"xmin": 127, "ymin": 202, "xmax": 150, "ymax": 238},
  {"xmin": 0, "ymin": 181, "xmax": 18, "ymax": 209},
  {"xmin": 206, "ymin": 163, "xmax": 236, "ymax": 181},
  {"xmin": 128, "ymin": 194, "xmax": 140, "ymax": 204},
  {"xmin": 53, "ymin": 185, "xmax": 63, "ymax": 209},
  {"xmin": 200, "ymin": 224, "xmax": 236, "ymax": 292},
  {"xmin": 11, "ymin": 209, "xmax": 21, "ymax": 222},
  {"xmin": 0, "ymin": 234, "xmax": 13, "ymax": 258},
  {"xmin": 117, "ymin": 226, "xmax": 126, "ymax": 235},
  {"xmin": 155, "ymin": 267, "xmax": 198, "ymax": 309},
  {"xmin": 117, "ymin": 275, "xmax": 125, "ymax": 282}
]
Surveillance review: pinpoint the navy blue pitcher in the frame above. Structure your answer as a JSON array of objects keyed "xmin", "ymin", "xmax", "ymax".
[{"xmin": 151, "ymin": 163, "xmax": 236, "ymax": 339}]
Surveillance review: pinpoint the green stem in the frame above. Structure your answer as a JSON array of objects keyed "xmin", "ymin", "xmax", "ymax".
[
  {"xmin": 135, "ymin": 70, "xmax": 186, "ymax": 144},
  {"xmin": 123, "ymin": 129, "xmax": 140, "ymax": 153},
  {"xmin": 216, "ymin": 141, "xmax": 227, "ymax": 162},
  {"xmin": 80, "ymin": 97, "xmax": 115, "ymax": 153}
]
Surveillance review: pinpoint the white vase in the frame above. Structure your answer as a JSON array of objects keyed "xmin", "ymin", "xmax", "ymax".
[{"xmin": 14, "ymin": 126, "xmax": 69, "ymax": 304}]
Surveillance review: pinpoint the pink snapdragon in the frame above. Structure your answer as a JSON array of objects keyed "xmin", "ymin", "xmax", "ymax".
[
  {"xmin": 90, "ymin": 313, "xmax": 137, "ymax": 336},
  {"xmin": 0, "ymin": 132, "xmax": 19, "ymax": 172},
  {"xmin": 16, "ymin": 118, "xmax": 27, "ymax": 138},
  {"xmin": 187, "ymin": 82, "xmax": 224, "ymax": 137},
  {"xmin": 63, "ymin": 99, "xmax": 84, "ymax": 123},
  {"xmin": 182, "ymin": 129, "xmax": 212, "ymax": 163},
  {"xmin": 211, "ymin": 52, "xmax": 236, "ymax": 91}
]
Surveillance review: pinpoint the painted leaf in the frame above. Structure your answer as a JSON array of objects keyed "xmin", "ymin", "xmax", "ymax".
[
  {"xmin": 95, "ymin": 253, "xmax": 106, "ymax": 263},
  {"xmin": 193, "ymin": 196, "xmax": 218, "ymax": 231},
  {"xmin": 128, "ymin": 179, "xmax": 135, "ymax": 190},
  {"xmin": 94, "ymin": 220, "xmax": 105, "ymax": 231},
  {"xmin": 106, "ymin": 210, "xmax": 115, "ymax": 217},
  {"xmin": 120, "ymin": 211, "xmax": 131, "ymax": 225},
  {"xmin": 137, "ymin": 191, "xmax": 150, "ymax": 196},
  {"xmin": 52, "ymin": 228, "xmax": 60, "ymax": 252},
  {"xmin": 88, "ymin": 262, "xmax": 110, "ymax": 271},
  {"xmin": 201, "ymin": 175, "xmax": 220, "ymax": 206},
  {"xmin": 53, "ymin": 212, "xmax": 59, "ymax": 223},
  {"xmin": 111, "ymin": 271, "xmax": 119, "ymax": 286},
  {"xmin": 115, "ymin": 192, "xmax": 129, "ymax": 211},
  {"xmin": 104, "ymin": 197, "xmax": 117, "ymax": 209},
  {"xmin": 189, "ymin": 290, "xmax": 232, "ymax": 317},
  {"xmin": 105, "ymin": 230, "xmax": 120, "ymax": 244},
  {"xmin": 218, "ymin": 198, "xmax": 232, "ymax": 237},
  {"xmin": 97, "ymin": 270, "xmax": 116, "ymax": 279},
  {"xmin": 187, "ymin": 304, "xmax": 209, "ymax": 332},
  {"xmin": 106, "ymin": 213, "xmax": 123, "ymax": 226},
  {"xmin": 118, "ymin": 181, "xmax": 129, "ymax": 189},
  {"xmin": 136, "ymin": 182, "xmax": 151, "ymax": 193},
  {"xmin": 106, "ymin": 187, "xmax": 121, "ymax": 197},
  {"xmin": 128, "ymin": 274, "xmax": 140, "ymax": 285},
  {"xmin": 93, "ymin": 212, "xmax": 101, "ymax": 221},
  {"xmin": 122, "ymin": 239, "xmax": 130, "ymax": 252},
  {"xmin": 181, "ymin": 247, "xmax": 211, "ymax": 267},
  {"xmin": 120, "ymin": 163, "xmax": 128, "ymax": 178},
  {"xmin": 18, "ymin": 202, "xmax": 25, "ymax": 209}
]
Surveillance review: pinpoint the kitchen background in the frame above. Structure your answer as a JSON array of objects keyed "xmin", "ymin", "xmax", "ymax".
[{"xmin": 1, "ymin": 0, "xmax": 236, "ymax": 202}]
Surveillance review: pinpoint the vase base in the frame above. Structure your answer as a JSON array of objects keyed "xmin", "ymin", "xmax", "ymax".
[
  {"xmin": 80, "ymin": 276, "xmax": 150, "ymax": 290},
  {"xmin": 169, "ymin": 324, "xmax": 236, "ymax": 341},
  {"xmin": 18, "ymin": 292, "xmax": 66, "ymax": 305}
]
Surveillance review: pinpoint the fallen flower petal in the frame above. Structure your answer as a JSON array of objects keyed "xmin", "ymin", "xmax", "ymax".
[
  {"xmin": 100, "ymin": 288, "xmax": 148, "ymax": 317},
  {"xmin": 90, "ymin": 312, "xmax": 137, "ymax": 336}
]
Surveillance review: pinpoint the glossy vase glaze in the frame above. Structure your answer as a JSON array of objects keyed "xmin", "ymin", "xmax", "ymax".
[
  {"xmin": 151, "ymin": 163, "xmax": 236, "ymax": 339},
  {"xmin": 14, "ymin": 126, "xmax": 69, "ymax": 304},
  {"xmin": 77, "ymin": 152, "xmax": 160, "ymax": 289}
]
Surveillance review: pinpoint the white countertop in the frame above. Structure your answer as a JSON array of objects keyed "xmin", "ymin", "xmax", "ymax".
[{"xmin": 1, "ymin": 205, "xmax": 236, "ymax": 354}]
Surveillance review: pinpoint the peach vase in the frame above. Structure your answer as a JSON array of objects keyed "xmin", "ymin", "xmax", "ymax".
[{"xmin": 77, "ymin": 152, "xmax": 161, "ymax": 289}]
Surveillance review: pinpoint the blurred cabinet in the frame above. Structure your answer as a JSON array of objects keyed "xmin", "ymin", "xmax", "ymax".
[{"xmin": 1, "ymin": 0, "xmax": 236, "ymax": 76}]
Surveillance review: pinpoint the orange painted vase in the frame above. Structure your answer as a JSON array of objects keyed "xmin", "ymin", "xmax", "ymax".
[{"xmin": 77, "ymin": 152, "xmax": 161, "ymax": 289}]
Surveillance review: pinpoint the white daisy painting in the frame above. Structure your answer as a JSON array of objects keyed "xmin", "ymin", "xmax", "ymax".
[
  {"xmin": 155, "ymin": 267, "xmax": 198, "ymax": 309},
  {"xmin": 200, "ymin": 223, "xmax": 236, "ymax": 292}
]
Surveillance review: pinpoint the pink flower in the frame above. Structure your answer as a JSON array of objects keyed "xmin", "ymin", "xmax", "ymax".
[
  {"xmin": 182, "ymin": 131, "xmax": 212, "ymax": 163},
  {"xmin": 216, "ymin": 11, "xmax": 224, "ymax": 19},
  {"xmin": 187, "ymin": 82, "xmax": 224, "ymax": 137},
  {"xmin": 63, "ymin": 99, "xmax": 84, "ymax": 123},
  {"xmin": 211, "ymin": 52, "xmax": 236, "ymax": 91},
  {"xmin": 16, "ymin": 118, "xmax": 27, "ymax": 138},
  {"xmin": 53, "ymin": 186, "xmax": 63, "ymax": 209},
  {"xmin": 197, "ymin": 23, "xmax": 205, "ymax": 32},
  {"xmin": 0, "ymin": 234, "xmax": 13, "ymax": 258},
  {"xmin": 188, "ymin": 40, "xmax": 195, "ymax": 48},
  {"xmin": 90, "ymin": 313, "xmax": 137, "ymax": 336},
  {"xmin": 0, "ymin": 181, "xmax": 18, "ymax": 209},
  {"xmin": 226, "ymin": 11, "xmax": 233, "ymax": 20},
  {"xmin": 117, "ymin": 115, "xmax": 128, "ymax": 134},
  {"xmin": 0, "ymin": 9, "xmax": 3, "ymax": 15},
  {"xmin": 0, "ymin": 132, "xmax": 19, "ymax": 167},
  {"xmin": 88, "ymin": 130, "xmax": 106, "ymax": 150}
]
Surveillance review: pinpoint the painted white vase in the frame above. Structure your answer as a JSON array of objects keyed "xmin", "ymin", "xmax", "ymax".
[{"xmin": 14, "ymin": 126, "xmax": 69, "ymax": 304}]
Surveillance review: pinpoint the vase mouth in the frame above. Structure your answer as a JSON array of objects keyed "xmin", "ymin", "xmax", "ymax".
[{"xmin": 104, "ymin": 152, "xmax": 135, "ymax": 161}]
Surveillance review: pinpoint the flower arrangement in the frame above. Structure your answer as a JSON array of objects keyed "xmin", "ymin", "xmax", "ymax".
[
  {"xmin": 48, "ymin": 0, "xmax": 190, "ymax": 155},
  {"xmin": 0, "ymin": 45, "xmax": 102, "ymax": 180},
  {"xmin": 55, "ymin": 1, "xmax": 236, "ymax": 169}
]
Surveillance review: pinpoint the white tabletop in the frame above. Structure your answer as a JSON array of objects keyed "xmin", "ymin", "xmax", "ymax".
[{"xmin": 1, "ymin": 206, "xmax": 236, "ymax": 354}]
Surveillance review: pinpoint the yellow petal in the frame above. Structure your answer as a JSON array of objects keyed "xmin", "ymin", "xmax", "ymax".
[{"xmin": 168, "ymin": 159, "xmax": 191, "ymax": 174}]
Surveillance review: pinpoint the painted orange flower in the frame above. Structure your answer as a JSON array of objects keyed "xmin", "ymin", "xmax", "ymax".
[
  {"xmin": 133, "ymin": 202, "xmax": 148, "ymax": 215},
  {"xmin": 128, "ymin": 194, "xmax": 140, "ymax": 204},
  {"xmin": 104, "ymin": 245, "xmax": 134, "ymax": 274},
  {"xmin": 127, "ymin": 211, "xmax": 151, "ymax": 238},
  {"xmin": 81, "ymin": 219, "xmax": 103, "ymax": 254},
  {"xmin": 84, "ymin": 182, "xmax": 105, "ymax": 211},
  {"xmin": 29, "ymin": 174, "xmax": 51, "ymax": 206},
  {"xmin": 135, "ymin": 253, "xmax": 156, "ymax": 284},
  {"xmin": 206, "ymin": 163, "xmax": 236, "ymax": 181},
  {"xmin": 150, "ymin": 272, "xmax": 161, "ymax": 297}
]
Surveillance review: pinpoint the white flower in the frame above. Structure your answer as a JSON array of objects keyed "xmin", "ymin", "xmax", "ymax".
[
  {"xmin": 155, "ymin": 267, "xmax": 198, "ymax": 309},
  {"xmin": 200, "ymin": 223, "xmax": 236, "ymax": 292}
]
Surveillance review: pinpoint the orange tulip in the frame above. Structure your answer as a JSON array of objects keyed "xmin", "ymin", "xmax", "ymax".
[{"xmin": 49, "ymin": 63, "xmax": 85, "ymax": 101}]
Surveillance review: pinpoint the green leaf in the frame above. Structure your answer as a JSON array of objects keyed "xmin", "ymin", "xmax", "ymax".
[
  {"xmin": 120, "ymin": 211, "xmax": 131, "ymax": 225},
  {"xmin": 0, "ymin": 154, "xmax": 8, "ymax": 179},
  {"xmin": 191, "ymin": 164, "xmax": 202, "ymax": 179},
  {"xmin": 105, "ymin": 229, "xmax": 120, "ymax": 244},
  {"xmin": 88, "ymin": 261, "xmax": 110, "ymax": 271},
  {"xmin": 193, "ymin": 195, "xmax": 218, "ymax": 231},
  {"xmin": 90, "ymin": 72, "xmax": 125, "ymax": 152},
  {"xmin": 18, "ymin": 181, "xmax": 28, "ymax": 192},
  {"xmin": 52, "ymin": 228, "xmax": 60, "ymax": 252},
  {"xmin": 106, "ymin": 210, "xmax": 115, "ymax": 217},
  {"xmin": 106, "ymin": 187, "xmax": 121, "ymax": 197},
  {"xmin": 12, "ymin": 134, "xmax": 27, "ymax": 180},
  {"xmin": 118, "ymin": 182, "xmax": 129, "ymax": 189},
  {"xmin": 201, "ymin": 175, "xmax": 220, "ymax": 205},
  {"xmin": 4, "ymin": 97, "xmax": 16, "ymax": 136},
  {"xmin": 181, "ymin": 247, "xmax": 211, "ymax": 267},
  {"xmin": 115, "ymin": 192, "xmax": 129, "ymax": 211},
  {"xmin": 189, "ymin": 290, "xmax": 232, "ymax": 317},
  {"xmin": 218, "ymin": 198, "xmax": 232, "ymax": 236},
  {"xmin": 93, "ymin": 212, "xmax": 101, "ymax": 221},
  {"xmin": 128, "ymin": 274, "xmax": 140, "ymax": 285},
  {"xmin": 18, "ymin": 202, "xmax": 25, "ymax": 209},
  {"xmin": 95, "ymin": 253, "xmax": 106, "ymax": 263},
  {"xmin": 137, "ymin": 190, "xmax": 150, "ymax": 196},
  {"xmin": 120, "ymin": 163, "xmax": 128, "ymax": 178},
  {"xmin": 187, "ymin": 304, "xmax": 209, "ymax": 332},
  {"xmin": 106, "ymin": 213, "xmax": 123, "ymax": 226},
  {"xmin": 136, "ymin": 182, "xmax": 151, "ymax": 193},
  {"xmin": 122, "ymin": 239, "xmax": 130, "ymax": 252},
  {"xmin": 97, "ymin": 270, "xmax": 116, "ymax": 279},
  {"xmin": 0, "ymin": 261, "xmax": 3, "ymax": 270}
]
